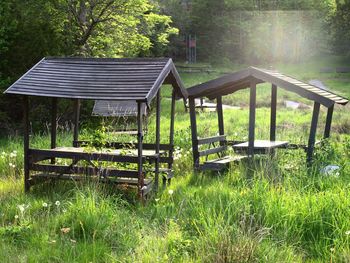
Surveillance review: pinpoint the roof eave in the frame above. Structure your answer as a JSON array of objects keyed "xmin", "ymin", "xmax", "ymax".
[{"xmin": 4, "ymin": 57, "xmax": 46, "ymax": 95}]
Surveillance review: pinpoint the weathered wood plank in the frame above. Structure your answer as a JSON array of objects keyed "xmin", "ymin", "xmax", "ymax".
[
  {"xmin": 197, "ymin": 135, "xmax": 226, "ymax": 145},
  {"xmin": 198, "ymin": 146, "xmax": 227, "ymax": 157}
]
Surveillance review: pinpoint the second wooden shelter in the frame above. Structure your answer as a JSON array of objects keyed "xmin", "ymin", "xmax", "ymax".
[{"xmin": 187, "ymin": 67, "xmax": 349, "ymax": 171}]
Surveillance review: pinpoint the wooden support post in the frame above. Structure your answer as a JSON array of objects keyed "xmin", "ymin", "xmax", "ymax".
[
  {"xmin": 51, "ymin": 98, "xmax": 57, "ymax": 164},
  {"xmin": 155, "ymin": 91, "xmax": 161, "ymax": 191},
  {"xmin": 137, "ymin": 102, "xmax": 144, "ymax": 200},
  {"xmin": 307, "ymin": 102, "xmax": 320, "ymax": 164},
  {"xmin": 73, "ymin": 99, "xmax": 80, "ymax": 147},
  {"xmin": 217, "ymin": 96, "xmax": 225, "ymax": 147},
  {"xmin": 189, "ymin": 97, "xmax": 199, "ymax": 168},
  {"xmin": 167, "ymin": 90, "xmax": 176, "ymax": 186},
  {"xmin": 248, "ymin": 81, "xmax": 257, "ymax": 157},
  {"xmin": 324, "ymin": 105, "xmax": 334, "ymax": 139},
  {"xmin": 270, "ymin": 84, "xmax": 277, "ymax": 141},
  {"xmin": 23, "ymin": 96, "xmax": 30, "ymax": 192}
]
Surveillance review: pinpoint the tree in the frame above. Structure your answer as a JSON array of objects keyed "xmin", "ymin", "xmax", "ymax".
[
  {"xmin": 56, "ymin": 0, "xmax": 178, "ymax": 56},
  {"xmin": 0, "ymin": 0, "xmax": 178, "ymax": 132}
]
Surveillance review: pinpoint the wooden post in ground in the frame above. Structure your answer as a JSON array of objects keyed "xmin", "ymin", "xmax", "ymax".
[
  {"xmin": 155, "ymin": 91, "xmax": 161, "ymax": 191},
  {"xmin": 51, "ymin": 98, "xmax": 57, "ymax": 164},
  {"xmin": 23, "ymin": 96, "xmax": 30, "ymax": 192},
  {"xmin": 324, "ymin": 105, "xmax": 334, "ymax": 139},
  {"xmin": 137, "ymin": 102, "xmax": 144, "ymax": 200},
  {"xmin": 248, "ymin": 80, "xmax": 257, "ymax": 157},
  {"xmin": 167, "ymin": 90, "xmax": 176, "ymax": 186},
  {"xmin": 189, "ymin": 97, "xmax": 199, "ymax": 169},
  {"xmin": 270, "ymin": 84, "xmax": 277, "ymax": 141},
  {"xmin": 307, "ymin": 102, "xmax": 320, "ymax": 164},
  {"xmin": 217, "ymin": 96, "xmax": 225, "ymax": 147},
  {"xmin": 73, "ymin": 99, "xmax": 80, "ymax": 147}
]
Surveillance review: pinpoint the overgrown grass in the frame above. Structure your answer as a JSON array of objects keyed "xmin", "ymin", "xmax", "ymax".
[{"xmin": 0, "ymin": 56, "xmax": 349, "ymax": 262}]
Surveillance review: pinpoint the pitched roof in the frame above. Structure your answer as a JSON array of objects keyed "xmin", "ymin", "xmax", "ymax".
[
  {"xmin": 4, "ymin": 57, "xmax": 187, "ymax": 105},
  {"xmin": 92, "ymin": 100, "xmax": 147, "ymax": 117},
  {"xmin": 187, "ymin": 67, "xmax": 348, "ymax": 107}
]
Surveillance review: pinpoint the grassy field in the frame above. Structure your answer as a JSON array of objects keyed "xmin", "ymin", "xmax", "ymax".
[{"xmin": 0, "ymin": 56, "xmax": 350, "ymax": 262}]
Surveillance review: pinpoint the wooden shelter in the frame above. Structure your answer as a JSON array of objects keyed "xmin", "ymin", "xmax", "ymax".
[
  {"xmin": 4, "ymin": 57, "xmax": 187, "ymax": 200},
  {"xmin": 187, "ymin": 67, "xmax": 348, "ymax": 171}
]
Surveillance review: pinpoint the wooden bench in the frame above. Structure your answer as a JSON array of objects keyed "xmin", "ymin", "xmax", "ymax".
[
  {"xmin": 74, "ymin": 140, "xmax": 175, "ymax": 186},
  {"xmin": 27, "ymin": 146, "xmax": 156, "ymax": 197},
  {"xmin": 196, "ymin": 135, "xmax": 246, "ymax": 171}
]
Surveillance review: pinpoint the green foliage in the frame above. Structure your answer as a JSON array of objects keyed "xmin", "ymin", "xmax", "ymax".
[
  {"xmin": 0, "ymin": 0, "xmax": 178, "ymax": 132},
  {"xmin": 159, "ymin": 0, "xmax": 348, "ymax": 63}
]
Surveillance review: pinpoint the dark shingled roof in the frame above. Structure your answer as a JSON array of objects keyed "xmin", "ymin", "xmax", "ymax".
[
  {"xmin": 4, "ymin": 57, "xmax": 187, "ymax": 105},
  {"xmin": 187, "ymin": 67, "xmax": 349, "ymax": 107},
  {"xmin": 92, "ymin": 100, "xmax": 147, "ymax": 117}
]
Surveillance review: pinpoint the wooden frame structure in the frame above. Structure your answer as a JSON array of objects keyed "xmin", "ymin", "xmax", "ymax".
[
  {"xmin": 187, "ymin": 67, "xmax": 348, "ymax": 170},
  {"xmin": 5, "ymin": 57, "xmax": 187, "ymax": 200}
]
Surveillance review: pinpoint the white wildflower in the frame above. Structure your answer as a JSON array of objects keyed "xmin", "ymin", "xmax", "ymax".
[
  {"xmin": 9, "ymin": 163, "xmax": 13, "ymax": 167},
  {"xmin": 346, "ymin": 230, "xmax": 350, "ymax": 235},
  {"xmin": 168, "ymin": 189, "xmax": 174, "ymax": 195},
  {"xmin": 42, "ymin": 202, "xmax": 48, "ymax": 208},
  {"xmin": 18, "ymin": 204, "xmax": 26, "ymax": 213},
  {"xmin": 10, "ymin": 152, "xmax": 17, "ymax": 158},
  {"xmin": 155, "ymin": 198, "xmax": 160, "ymax": 202},
  {"xmin": 55, "ymin": 201, "xmax": 60, "ymax": 206},
  {"xmin": 14, "ymin": 215, "xmax": 19, "ymax": 219}
]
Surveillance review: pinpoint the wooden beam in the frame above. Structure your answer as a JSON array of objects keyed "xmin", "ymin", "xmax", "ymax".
[
  {"xmin": 324, "ymin": 105, "xmax": 334, "ymax": 139},
  {"xmin": 155, "ymin": 90, "xmax": 161, "ymax": 190},
  {"xmin": 23, "ymin": 96, "xmax": 30, "ymax": 192},
  {"xmin": 166, "ymin": 90, "xmax": 176, "ymax": 186},
  {"xmin": 217, "ymin": 96, "xmax": 225, "ymax": 146},
  {"xmin": 307, "ymin": 102, "xmax": 320, "ymax": 163},
  {"xmin": 189, "ymin": 98, "xmax": 199, "ymax": 168},
  {"xmin": 199, "ymin": 146, "xmax": 227, "ymax": 157},
  {"xmin": 248, "ymin": 81, "xmax": 257, "ymax": 156},
  {"xmin": 73, "ymin": 99, "xmax": 80, "ymax": 146},
  {"xmin": 51, "ymin": 98, "xmax": 57, "ymax": 164},
  {"xmin": 270, "ymin": 84, "xmax": 277, "ymax": 141},
  {"xmin": 137, "ymin": 102, "xmax": 144, "ymax": 200},
  {"xmin": 197, "ymin": 135, "xmax": 226, "ymax": 145}
]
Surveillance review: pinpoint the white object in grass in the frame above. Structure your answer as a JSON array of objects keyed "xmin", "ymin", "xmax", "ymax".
[{"xmin": 321, "ymin": 165, "xmax": 340, "ymax": 177}]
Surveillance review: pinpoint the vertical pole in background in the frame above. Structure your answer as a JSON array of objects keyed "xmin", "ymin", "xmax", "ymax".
[
  {"xmin": 217, "ymin": 96, "xmax": 225, "ymax": 146},
  {"xmin": 324, "ymin": 105, "xmax": 334, "ymax": 139},
  {"xmin": 137, "ymin": 102, "xmax": 144, "ymax": 200},
  {"xmin": 23, "ymin": 96, "xmax": 30, "ymax": 192},
  {"xmin": 194, "ymin": 34, "xmax": 197, "ymax": 63},
  {"xmin": 167, "ymin": 90, "xmax": 176, "ymax": 186},
  {"xmin": 51, "ymin": 97, "xmax": 57, "ymax": 164},
  {"xmin": 248, "ymin": 80, "xmax": 257, "ymax": 157},
  {"xmin": 73, "ymin": 99, "xmax": 80, "ymax": 146},
  {"xmin": 307, "ymin": 102, "xmax": 320, "ymax": 164},
  {"xmin": 270, "ymin": 84, "xmax": 277, "ymax": 141},
  {"xmin": 189, "ymin": 98, "xmax": 199, "ymax": 168},
  {"xmin": 155, "ymin": 91, "xmax": 161, "ymax": 191}
]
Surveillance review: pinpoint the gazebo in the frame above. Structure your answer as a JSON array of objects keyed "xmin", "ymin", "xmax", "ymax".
[
  {"xmin": 187, "ymin": 67, "xmax": 348, "ymax": 171},
  {"xmin": 4, "ymin": 57, "xmax": 187, "ymax": 200}
]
